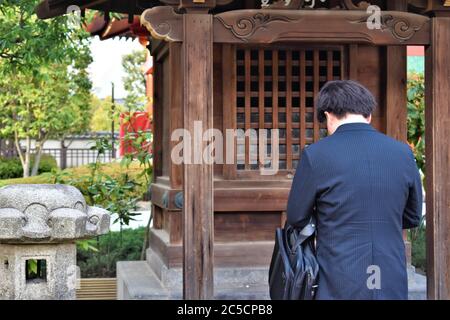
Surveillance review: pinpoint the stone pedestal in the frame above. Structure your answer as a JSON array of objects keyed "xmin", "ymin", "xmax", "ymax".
[
  {"xmin": 0, "ymin": 244, "xmax": 76, "ymax": 300},
  {"xmin": 0, "ymin": 184, "xmax": 110, "ymax": 300}
]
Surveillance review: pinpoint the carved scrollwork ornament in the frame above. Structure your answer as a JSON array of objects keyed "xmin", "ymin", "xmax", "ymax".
[
  {"xmin": 261, "ymin": 0, "xmax": 372, "ymax": 10},
  {"xmin": 216, "ymin": 12, "xmax": 299, "ymax": 41},
  {"xmin": 349, "ymin": 11, "xmax": 429, "ymax": 42},
  {"xmin": 262, "ymin": 0, "xmax": 326, "ymax": 9},
  {"xmin": 381, "ymin": 14, "xmax": 424, "ymax": 42},
  {"xmin": 305, "ymin": 0, "xmax": 327, "ymax": 8},
  {"xmin": 140, "ymin": 6, "xmax": 183, "ymax": 42},
  {"xmin": 341, "ymin": 0, "xmax": 371, "ymax": 10},
  {"xmin": 215, "ymin": 9, "xmax": 430, "ymax": 45}
]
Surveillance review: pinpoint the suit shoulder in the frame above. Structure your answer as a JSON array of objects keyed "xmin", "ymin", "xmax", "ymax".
[
  {"xmin": 304, "ymin": 130, "xmax": 413, "ymax": 158},
  {"xmin": 301, "ymin": 135, "xmax": 335, "ymax": 157},
  {"xmin": 374, "ymin": 132, "xmax": 413, "ymax": 154}
]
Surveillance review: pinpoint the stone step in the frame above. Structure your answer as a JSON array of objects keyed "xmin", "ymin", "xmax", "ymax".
[{"xmin": 117, "ymin": 261, "xmax": 169, "ymax": 300}]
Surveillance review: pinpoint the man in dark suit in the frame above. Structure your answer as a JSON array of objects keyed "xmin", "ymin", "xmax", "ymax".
[{"xmin": 287, "ymin": 80, "xmax": 423, "ymax": 300}]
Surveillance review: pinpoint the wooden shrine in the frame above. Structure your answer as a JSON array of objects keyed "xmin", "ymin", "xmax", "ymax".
[{"xmin": 36, "ymin": 0, "xmax": 450, "ymax": 300}]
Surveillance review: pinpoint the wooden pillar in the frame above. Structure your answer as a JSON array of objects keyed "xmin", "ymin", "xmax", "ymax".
[
  {"xmin": 385, "ymin": 52, "xmax": 407, "ymax": 140},
  {"xmin": 425, "ymin": 16, "xmax": 450, "ymax": 300},
  {"xmin": 182, "ymin": 11, "xmax": 214, "ymax": 300},
  {"xmin": 385, "ymin": 44, "xmax": 411, "ymax": 260},
  {"xmin": 385, "ymin": 0, "xmax": 410, "ymax": 263},
  {"xmin": 385, "ymin": 0, "xmax": 407, "ymax": 141}
]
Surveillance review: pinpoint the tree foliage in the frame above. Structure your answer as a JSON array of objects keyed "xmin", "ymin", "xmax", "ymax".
[
  {"xmin": 0, "ymin": 0, "xmax": 89, "ymax": 75},
  {"xmin": 122, "ymin": 49, "xmax": 147, "ymax": 111},
  {"xmin": 90, "ymin": 96, "xmax": 124, "ymax": 132},
  {"xmin": 0, "ymin": 62, "xmax": 93, "ymax": 176},
  {"xmin": 0, "ymin": 0, "xmax": 93, "ymax": 177},
  {"xmin": 407, "ymin": 72, "xmax": 425, "ymax": 173}
]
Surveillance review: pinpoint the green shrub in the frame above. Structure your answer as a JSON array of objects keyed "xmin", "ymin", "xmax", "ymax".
[
  {"xmin": 76, "ymin": 227, "xmax": 145, "ymax": 278},
  {"xmin": 0, "ymin": 154, "xmax": 57, "ymax": 179},
  {"xmin": 0, "ymin": 161, "xmax": 149, "ymax": 199},
  {"xmin": 34, "ymin": 154, "xmax": 57, "ymax": 174},
  {"xmin": 0, "ymin": 172, "xmax": 54, "ymax": 188},
  {"xmin": 407, "ymin": 72, "xmax": 425, "ymax": 173},
  {"xmin": 411, "ymin": 225, "xmax": 426, "ymax": 273},
  {"xmin": 0, "ymin": 158, "xmax": 23, "ymax": 179}
]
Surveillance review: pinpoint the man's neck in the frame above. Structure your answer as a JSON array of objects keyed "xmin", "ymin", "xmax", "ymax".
[{"xmin": 336, "ymin": 115, "xmax": 370, "ymax": 129}]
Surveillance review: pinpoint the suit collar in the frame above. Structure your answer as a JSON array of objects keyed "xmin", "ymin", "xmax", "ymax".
[{"xmin": 335, "ymin": 122, "xmax": 376, "ymax": 133}]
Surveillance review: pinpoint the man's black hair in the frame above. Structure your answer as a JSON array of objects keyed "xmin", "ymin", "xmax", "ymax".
[{"xmin": 316, "ymin": 80, "xmax": 377, "ymax": 122}]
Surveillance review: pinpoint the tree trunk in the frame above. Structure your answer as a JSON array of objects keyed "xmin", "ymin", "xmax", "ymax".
[
  {"xmin": 31, "ymin": 139, "xmax": 45, "ymax": 176},
  {"xmin": 60, "ymin": 139, "xmax": 68, "ymax": 170},
  {"xmin": 23, "ymin": 137, "xmax": 31, "ymax": 178},
  {"xmin": 14, "ymin": 130, "xmax": 25, "ymax": 170},
  {"xmin": 140, "ymin": 206, "xmax": 153, "ymax": 261}
]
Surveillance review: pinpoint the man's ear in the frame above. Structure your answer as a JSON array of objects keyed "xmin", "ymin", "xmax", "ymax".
[{"xmin": 367, "ymin": 114, "xmax": 372, "ymax": 123}]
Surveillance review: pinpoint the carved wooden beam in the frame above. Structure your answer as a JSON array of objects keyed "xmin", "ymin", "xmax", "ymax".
[
  {"xmin": 141, "ymin": 7, "xmax": 431, "ymax": 45},
  {"xmin": 179, "ymin": 0, "xmax": 234, "ymax": 10},
  {"xmin": 158, "ymin": 0, "xmax": 234, "ymax": 5},
  {"xmin": 263, "ymin": 0, "xmax": 305, "ymax": 9},
  {"xmin": 158, "ymin": 0, "xmax": 234, "ymax": 10},
  {"xmin": 214, "ymin": 9, "xmax": 430, "ymax": 45},
  {"xmin": 341, "ymin": 0, "xmax": 371, "ymax": 10},
  {"xmin": 263, "ymin": 0, "xmax": 372, "ymax": 10},
  {"xmin": 158, "ymin": 0, "xmax": 181, "ymax": 5},
  {"xmin": 141, "ymin": 6, "xmax": 183, "ymax": 41}
]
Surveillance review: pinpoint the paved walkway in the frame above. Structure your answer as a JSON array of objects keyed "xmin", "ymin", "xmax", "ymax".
[{"xmin": 109, "ymin": 201, "xmax": 151, "ymax": 232}]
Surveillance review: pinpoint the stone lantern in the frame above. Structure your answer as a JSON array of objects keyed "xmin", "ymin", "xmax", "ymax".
[{"xmin": 0, "ymin": 184, "xmax": 110, "ymax": 300}]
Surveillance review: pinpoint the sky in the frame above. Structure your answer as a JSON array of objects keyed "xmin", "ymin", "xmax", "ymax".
[
  {"xmin": 88, "ymin": 37, "xmax": 150, "ymax": 230},
  {"xmin": 88, "ymin": 36, "xmax": 143, "ymax": 100}
]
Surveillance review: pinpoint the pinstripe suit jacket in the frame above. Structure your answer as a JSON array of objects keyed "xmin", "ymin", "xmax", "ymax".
[{"xmin": 286, "ymin": 123, "xmax": 422, "ymax": 300}]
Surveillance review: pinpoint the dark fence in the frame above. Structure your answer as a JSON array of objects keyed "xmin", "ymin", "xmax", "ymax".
[
  {"xmin": 1, "ymin": 134, "xmax": 117, "ymax": 170},
  {"xmin": 0, "ymin": 139, "xmax": 17, "ymax": 158},
  {"xmin": 34, "ymin": 148, "xmax": 114, "ymax": 169}
]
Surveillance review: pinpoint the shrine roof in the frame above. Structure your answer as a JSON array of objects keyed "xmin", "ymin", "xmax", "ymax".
[
  {"xmin": 86, "ymin": 14, "xmax": 148, "ymax": 40},
  {"xmin": 36, "ymin": 1, "xmax": 450, "ymax": 20}
]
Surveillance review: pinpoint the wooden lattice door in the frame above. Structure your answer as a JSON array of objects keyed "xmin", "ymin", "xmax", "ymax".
[{"xmin": 232, "ymin": 45, "xmax": 345, "ymax": 176}]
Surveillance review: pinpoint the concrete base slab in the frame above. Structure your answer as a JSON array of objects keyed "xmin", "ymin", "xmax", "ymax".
[
  {"xmin": 117, "ymin": 260, "xmax": 270, "ymax": 300},
  {"xmin": 117, "ymin": 252, "xmax": 426, "ymax": 300},
  {"xmin": 407, "ymin": 266, "xmax": 427, "ymax": 300}
]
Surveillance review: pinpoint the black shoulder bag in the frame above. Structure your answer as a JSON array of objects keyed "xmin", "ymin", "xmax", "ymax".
[{"xmin": 268, "ymin": 218, "xmax": 319, "ymax": 300}]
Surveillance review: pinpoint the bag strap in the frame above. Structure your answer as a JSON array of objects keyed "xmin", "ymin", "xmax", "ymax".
[{"xmin": 287, "ymin": 217, "xmax": 316, "ymax": 250}]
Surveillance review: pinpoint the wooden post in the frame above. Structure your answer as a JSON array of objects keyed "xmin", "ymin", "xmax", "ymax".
[
  {"xmin": 385, "ymin": 0, "xmax": 410, "ymax": 264},
  {"xmin": 60, "ymin": 141, "xmax": 67, "ymax": 170},
  {"xmin": 386, "ymin": 0, "xmax": 407, "ymax": 142},
  {"xmin": 384, "ymin": 46, "xmax": 407, "ymax": 140},
  {"xmin": 425, "ymin": 16, "xmax": 450, "ymax": 300},
  {"xmin": 182, "ymin": 11, "xmax": 214, "ymax": 299}
]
